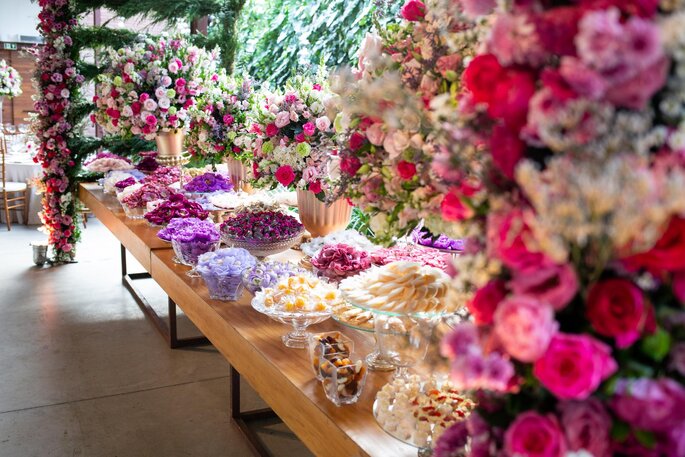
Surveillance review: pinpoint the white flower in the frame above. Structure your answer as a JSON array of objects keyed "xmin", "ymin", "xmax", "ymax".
[
  {"xmin": 158, "ymin": 97, "xmax": 171, "ymax": 109},
  {"xmin": 143, "ymin": 99, "xmax": 158, "ymax": 111},
  {"xmin": 60, "ymin": 89, "xmax": 70, "ymax": 99},
  {"xmin": 327, "ymin": 154, "xmax": 341, "ymax": 181},
  {"xmin": 122, "ymin": 106, "xmax": 133, "ymax": 117}
]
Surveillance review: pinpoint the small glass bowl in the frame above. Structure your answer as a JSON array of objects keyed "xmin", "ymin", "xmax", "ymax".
[
  {"xmin": 241, "ymin": 262, "xmax": 308, "ymax": 295},
  {"xmin": 199, "ymin": 270, "xmax": 245, "ymax": 301},
  {"xmin": 308, "ymin": 332, "xmax": 354, "ymax": 381},
  {"xmin": 320, "ymin": 357, "xmax": 367, "ymax": 406},
  {"xmin": 171, "ymin": 238, "xmax": 221, "ymax": 276},
  {"xmin": 221, "ymin": 230, "xmax": 303, "ymax": 259},
  {"xmin": 122, "ymin": 205, "xmax": 146, "ymax": 219}
]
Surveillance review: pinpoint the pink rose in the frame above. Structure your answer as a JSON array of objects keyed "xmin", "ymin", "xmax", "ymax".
[
  {"xmin": 274, "ymin": 165, "xmax": 295, "ymax": 187},
  {"xmin": 265, "ymin": 123, "xmax": 279, "ymax": 137},
  {"xmin": 467, "ymin": 279, "xmax": 507, "ymax": 325},
  {"xmin": 223, "ymin": 114, "xmax": 234, "ymax": 126},
  {"xmin": 623, "ymin": 217, "xmax": 685, "ymax": 275},
  {"xmin": 275, "ymin": 111, "xmax": 291, "ymax": 128},
  {"xmin": 315, "ymin": 116, "xmax": 331, "ymax": 132},
  {"xmin": 441, "ymin": 190, "xmax": 474, "ymax": 222},
  {"xmin": 559, "ymin": 399, "xmax": 612, "ymax": 457},
  {"xmin": 349, "ymin": 132, "xmax": 366, "ymax": 151},
  {"xmin": 400, "ymin": 0, "xmax": 425, "ymax": 21},
  {"xmin": 436, "ymin": 54, "xmax": 461, "ymax": 77},
  {"xmin": 509, "ymin": 263, "xmax": 578, "ymax": 311},
  {"xmin": 366, "ymin": 123, "xmax": 385, "ymax": 146},
  {"xmin": 494, "ymin": 295, "xmax": 558, "ymax": 362},
  {"xmin": 489, "ymin": 208, "xmax": 553, "ymax": 272},
  {"xmin": 504, "ymin": 412, "xmax": 566, "ymax": 457},
  {"xmin": 587, "ymin": 278, "xmax": 647, "ymax": 348},
  {"xmin": 488, "ymin": 70, "xmax": 536, "ymax": 132},
  {"xmin": 397, "ymin": 161, "xmax": 417, "ymax": 180},
  {"xmin": 533, "ymin": 333, "xmax": 617, "ymax": 400},
  {"xmin": 605, "ymin": 57, "xmax": 669, "ymax": 110},
  {"xmin": 611, "ymin": 378, "xmax": 685, "ymax": 433},
  {"xmin": 302, "ymin": 122, "xmax": 316, "ymax": 136}
]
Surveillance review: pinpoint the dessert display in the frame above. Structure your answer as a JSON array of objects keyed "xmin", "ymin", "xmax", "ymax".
[
  {"xmin": 370, "ymin": 245, "xmax": 451, "ymax": 271},
  {"xmin": 84, "ymin": 152, "xmax": 133, "ymax": 173},
  {"xmin": 183, "ymin": 172, "xmax": 233, "ymax": 193},
  {"xmin": 374, "ymin": 376, "xmax": 475, "ymax": 448},
  {"xmin": 119, "ymin": 183, "xmax": 175, "ymax": 219},
  {"xmin": 144, "ymin": 193, "xmax": 209, "ymax": 225},
  {"xmin": 339, "ymin": 262, "xmax": 452, "ymax": 315},
  {"xmin": 332, "ymin": 303, "xmax": 374, "ymax": 332},
  {"xmin": 242, "ymin": 261, "xmax": 307, "ymax": 295},
  {"xmin": 301, "ymin": 229, "xmax": 378, "ymax": 258},
  {"xmin": 308, "ymin": 332, "xmax": 353, "ymax": 380},
  {"xmin": 196, "ymin": 248, "xmax": 257, "ymax": 301},
  {"xmin": 220, "ymin": 208, "xmax": 304, "ymax": 258},
  {"xmin": 311, "ymin": 243, "xmax": 372, "ymax": 281},
  {"xmin": 320, "ymin": 357, "xmax": 367, "ymax": 407},
  {"xmin": 252, "ymin": 273, "xmax": 340, "ymax": 347}
]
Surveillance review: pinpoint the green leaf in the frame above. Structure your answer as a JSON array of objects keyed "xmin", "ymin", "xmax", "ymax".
[
  {"xmin": 634, "ymin": 429, "xmax": 656, "ymax": 449},
  {"xmin": 611, "ymin": 421, "xmax": 630, "ymax": 442},
  {"xmin": 641, "ymin": 327, "xmax": 672, "ymax": 362}
]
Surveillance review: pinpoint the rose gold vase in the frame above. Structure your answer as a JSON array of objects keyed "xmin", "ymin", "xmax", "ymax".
[
  {"xmin": 155, "ymin": 130, "xmax": 185, "ymax": 157},
  {"xmin": 296, "ymin": 189, "xmax": 352, "ymax": 238},
  {"xmin": 224, "ymin": 157, "xmax": 253, "ymax": 193}
]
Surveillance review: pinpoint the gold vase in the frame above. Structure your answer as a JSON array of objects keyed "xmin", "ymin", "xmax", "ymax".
[
  {"xmin": 155, "ymin": 130, "xmax": 185, "ymax": 157},
  {"xmin": 296, "ymin": 189, "xmax": 352, "ymax": 238},
  {"xmin": 224, "ymin": 157, "xmax": 254, "ymax": 193}
]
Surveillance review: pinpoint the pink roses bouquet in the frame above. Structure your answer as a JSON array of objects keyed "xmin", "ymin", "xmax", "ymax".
[
  {"xmin": 250, "ymin": 74, "xmax": 338, "ymax": 199},
  {"xmin": 186, "ymin": 73, "xmax": 255, "ymax": 164},
  {"xmin": 93, "ymin": 37, "xmax": 218, "ymax": 139},
  {"xmin": 432, "ymin": 0, "xmax": 685, "ymax": 455},
  {"xmin": 0, "ymin": 59, "xmax": 22, "ymax": 97}
]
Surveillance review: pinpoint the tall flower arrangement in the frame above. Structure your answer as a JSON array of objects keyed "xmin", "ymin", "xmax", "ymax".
[
  {"xmin": 435, "ymin": 1, "xmax": 685, "ymax": 455},
  {"xmin": 331, "ymin": 0, "xmax": 485, "ymax": 244},
  {"xmin": 250, "ymin": 74, "xmax": 338, "ymax": 199},
  {"xmin": 185, "ymin": 72, "xmax": 254, "ymax": 165},
  {"xmin": 0, "ymin": 59, "xmax": 22, "ymax": 98},
  {"xmin": 93, "ymin": 37, "xmax": 218, "ymax": 140},
  {"xmin": 32, "ymin": 0, "xmax": 85, "ymax": 262}
]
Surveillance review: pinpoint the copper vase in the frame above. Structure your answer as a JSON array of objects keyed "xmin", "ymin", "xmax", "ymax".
[
  {"xmin": 224, "ymin": 157, "xmax": 253, "ymax": 193},
  {"xmin": 296, "ymin": 189, "xmax": 352, "ymax": 238},
  {"xmin": 155, "ymin": 130, "xmax": 185, "ymax": 157}
]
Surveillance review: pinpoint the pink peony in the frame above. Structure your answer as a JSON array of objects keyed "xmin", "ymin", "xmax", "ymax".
[
  {"xmin": 302, "ymin": 122, "xmax": 316, "ymax": 136},
  {"xmin": 558, "ymin": 399, "xmax": 612, "ymax": 457},
  {"xmin": 274, "ymin": 111, "xmax": 291, "ymax": 128},
  {"xmin": 463, "ymin": 54, "xmax": 504, "ymax": 105},
  {"xmin": 494, "ymin": 295, "xmax": 558, "ymax": 362},
  {"xmin": 611, "ymin": 378, "xmax": 685, "ymax": 433},
  {"xmin": 467, "ymin": 279, "xmax": 507, "ymax": 325},
  {"xmin": 274, "ymin": 165, "xmax": 295, "ymax": 187},
  {"xmin": 349, "ymin": 132, "xmax": 366, "ymax": 151},
  {"xmin": 586, "ymin": 278, "xmax": 647, "ymax": 348},
  {"xmin": 400, "ymin": 0, "xmax": 425, "ymax": 21},
  {"xmin": 366, "ymin": 123, "xmax": 385, "ymax": 146},
  {"xmin": 533, "ymin": 333, "xmax": 617, "ymax": 400},
  {"xmin": 504, "ymin": 412, "xmax": 566, "ymax": 457},
  {"xmin": 559, "ymin": 57, "xmax": 606, "ymax": 100},
  {"xmin": 509, "ymin": 263, "xmax": 578, "ymax": 311},
  {"xmin": 488, "ymin": 70, "xmax": 536, "ymax": 131}
]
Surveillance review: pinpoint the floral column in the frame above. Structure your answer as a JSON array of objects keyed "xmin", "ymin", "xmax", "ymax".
[{"xmin": 33, "ymin": 0, "xmax": 84, "ymax": 262}]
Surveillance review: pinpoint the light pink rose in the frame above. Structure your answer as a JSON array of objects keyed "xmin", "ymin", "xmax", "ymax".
[
  {"xmin": 315, "ymin": 116, "xmax": 331, "ymax": 132},
  {"xmin": 504, "ymin": 412, "xmax": 566, "ymax": 457},
  {"xmin": 494, "ymin": 295, "xmax": 558, "ymax": 362},
  {"xmin": 275, "ymin": 111, "xmax": 291, "ymax": 128},
  {"xmin": 559, "ymin": 399, "xmax": 612, "ymax": 457},
  {"xmin": 509, "ymin": 263, "xmax": 578, "ymax": 311},
  {"xmin": 366, "ymin": 123, "xmax": 386, "ymax": 146},
  {"xmin": 533, "ymin": 333, "xmax": 617, "ymax": 400}
]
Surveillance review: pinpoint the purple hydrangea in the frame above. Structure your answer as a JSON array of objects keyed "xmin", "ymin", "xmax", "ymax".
[
  {"xmin": 184, "ymin": 172, "xmax": 233, "ymax": 193},
  {"xmin": 197, "ymin": 248, "xmax": 258, "ymax": 301}
]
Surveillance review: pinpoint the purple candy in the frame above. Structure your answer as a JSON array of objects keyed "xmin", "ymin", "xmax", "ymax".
[{"xmin": 197, "ymin": 248, "xmax": 258, "ymax": 300}]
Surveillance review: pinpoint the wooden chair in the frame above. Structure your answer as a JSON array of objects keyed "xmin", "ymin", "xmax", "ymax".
[{"xmin": 0, "ymin": 133, "xmax": 30, "ymax": 230}]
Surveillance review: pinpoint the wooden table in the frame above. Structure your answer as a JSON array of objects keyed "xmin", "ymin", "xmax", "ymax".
[{"xmin": 78, "ymin": 183, "xmax": 416, "ymax": 457}]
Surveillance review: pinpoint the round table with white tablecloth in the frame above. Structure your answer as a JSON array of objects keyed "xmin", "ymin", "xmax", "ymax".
[{"xmin": 4, "ymin": 155, "xmax": 42, "ymax": 225}]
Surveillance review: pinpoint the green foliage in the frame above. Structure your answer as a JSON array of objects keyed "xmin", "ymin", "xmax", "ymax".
[
  {"xmin": 191, "ymin": 0, "xmax": 246, "ymax": 71},
  {"xmin": 347, "ymin": 207, "xmax": 374, "ymax": 238},
  {"xmin": 235, "ymin": 0, "xmax": 377, "ymax": 86}
]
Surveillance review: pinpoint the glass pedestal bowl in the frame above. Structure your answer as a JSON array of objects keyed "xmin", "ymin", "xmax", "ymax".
[
  {"xmin": 332, "ymin": 304, "xmax": 394, "ymax": 372},
  {"xmin": 122, "ymin": 205, "xmax": 146, "ymax": 219},
  {"xmin": 171, "ymin": 238, "xmax": 221, "ymax": 277},
  {"xmin": 221, "ymin": 230, "xmax": 303, "ymax": 260},
  {"xmin": 251, "ymin": 292, "xmax": 332, "ymax": 348}
]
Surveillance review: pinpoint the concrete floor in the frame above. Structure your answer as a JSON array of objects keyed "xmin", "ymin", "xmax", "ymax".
[{"xmin": 0, "ymin": 221, "xmax": 312, "ymax": 457}]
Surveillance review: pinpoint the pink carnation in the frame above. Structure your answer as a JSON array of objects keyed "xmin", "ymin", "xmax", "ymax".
[{"xmin": 494, "ymin": 295, "xmax": 558, "ymax": 362}]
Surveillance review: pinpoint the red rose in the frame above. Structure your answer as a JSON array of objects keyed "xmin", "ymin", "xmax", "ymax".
[
  {"xmin": 488, "ymin": 70, "xmax": 536, "ymax": 131},
  {"xmin": 400, "ymin": 0, "xmax": 426, "ymax": 21},
  {"xmin": 441, "ymin": 191, "xmax": 474, "ymax": 222},
  {"xmin": 340, "ymin": 155, "xmax": 362, "ymax": 176},
  {"xmin": 397, "ymin": 161, "xmax": 417, "ymax": 180},
  {"xmin": 463, "ymin": 54, "xmax": 504, "ymax": 105},
  {"xmin": 349, "ymin": 132, "xmax": 366, "ymax": 151},
  {"xmin": 587, "ymin": 278, "xmax": 647, "ymax": 348},
  {"xmin": 467, "ymin": 279, "xmax": 507, "ymax": 325},
  {"xmin": 265, "ymin": 123, "xmax": 279, "ymax": 137},
  {"xmin": 275, "ymin": 165, "xmax": 295, "ymax": 187},
  {"xmin": 308, "ymin": 180, "xmax": 322, "ymax": 194},
  {"xmin": 295, "ymin": 132, "xmax": 306, "ymax": 143},
  {"xmin": 622, "ymin": 217, "xmax": 685, "ymax": 275},
  {"xmin": 489, "ymin": 124, "xmax": 524, "ymax": 180}
]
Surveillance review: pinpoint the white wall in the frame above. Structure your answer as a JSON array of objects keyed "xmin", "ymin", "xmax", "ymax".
[{"xmin": 0, "ymin": 0, "xmax": 41, "ymax": 43}]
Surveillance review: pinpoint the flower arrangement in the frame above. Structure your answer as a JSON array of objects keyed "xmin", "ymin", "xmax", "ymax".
[
  {"xmin": 432, "ymin": 1, "xmax": 685, "ymax": 455},
  {"xmin": 250, "ymin": 74, "xmax": 338, "ymax": 199},
  {"xmin": 220, "ymin": 210, "xmax": 303, "ymax": 242},
  {"xmin": 120, "ymin": 183, "xmax": 174, "ymax": 209},
  {"xmin": 311, "ymin": 243, "xmax": 372, "ymax": 281},
  {"xmin": 144, "ymin": 193, "xmax": 209, "ymax": 225},
  {"xmin": 84, "ymin": 152, "xmax": 133, "ymax": 173},
  {"xmin": 93, "ymin": 37, "xmax": 218, "ymax": 139},
  {"xmin": 32, "ymin": 0, "xmax": 86, "ymax": 262},
  {"xmin": 102, "ymin": 169, "xmax": 140, "ymax": 194},
  {"xmin": 183, "ymin": 172, "xmax": 233, "ymax": 193},
  {"xmin": 0, "ymin": 59, "xmax": 22, "ymax": 98},
  {"xmin": 197, "ymin": 248, "xmax": 258, "ymax": 301},
  {"xmin": 331, "ymin": 0, "xmax": 486, "ymax": 244},
  {"xmin": 157, "ymin": 217, "xmax": 216, "ymax": 242},
  {"xmin": 300, "ymin": 229, "xmax": 379, "ymax": 257},
  {"xmin": 186, "ymin": 73, "xmax": 255, "ymax": 164},
  {"xmin": 242, "ymin": 261, "xmax": 307, "ymax": 294}
]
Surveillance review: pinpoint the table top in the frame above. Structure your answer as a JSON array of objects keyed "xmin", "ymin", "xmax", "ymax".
[{"xmin": 151, "ymin": 249, "xmax": 416, "ymax": 457}]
